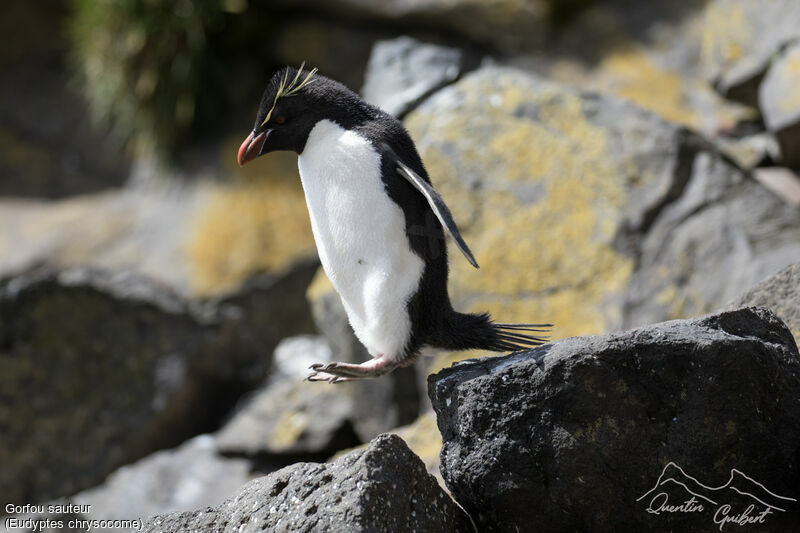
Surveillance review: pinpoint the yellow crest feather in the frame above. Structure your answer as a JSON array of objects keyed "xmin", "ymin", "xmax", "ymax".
[{"xmin": 261, "ymin": 62, "xmax": 318, "ymax": 126}]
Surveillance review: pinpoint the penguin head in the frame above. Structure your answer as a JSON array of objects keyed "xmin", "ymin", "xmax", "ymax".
[
  {"xmin": 238, "ymin": 64, "xmax": 351, "ymax": 165},
  {"xmin": 238, "ymin": 65, "xmax": 319, "ymax": 164}
]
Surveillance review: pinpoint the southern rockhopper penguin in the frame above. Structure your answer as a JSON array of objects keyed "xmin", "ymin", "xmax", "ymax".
[{"xmin": 238, "ymin": 64, "xmax": 551, "ymax": 382}]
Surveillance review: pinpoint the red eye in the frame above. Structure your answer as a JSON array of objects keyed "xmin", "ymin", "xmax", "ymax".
[{"xmin": 275, "ymin": 116, "xmax": 286, "ymax": 124}]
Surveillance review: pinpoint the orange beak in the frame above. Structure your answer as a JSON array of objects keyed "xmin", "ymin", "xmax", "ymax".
[{"xmin": 237, "ymin": 131, "xmax": 267, "ymax": 166}]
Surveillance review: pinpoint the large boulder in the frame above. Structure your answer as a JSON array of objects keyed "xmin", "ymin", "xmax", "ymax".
[
  {"xmin": 728, "ymin": 262, "xmax": 800, "ymax": 346},
  {"xmin": 428, "ymin": 307, "xmax": 800, "ymax": 532},
  {"xmin": 144, "ymin": 434, "xmax": 472, "ymax": 533},
  {"xmin": 0, "ymin": 265, "xmax": 315, "ymax": 506},
  {"xmin": 403, "ymin": 66, "xmax": 800, "ymax": 340}
]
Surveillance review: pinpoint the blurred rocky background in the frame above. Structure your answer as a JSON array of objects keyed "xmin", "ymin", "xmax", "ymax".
[{"xmin": 1, "ymin": 0, "xmax": 799, "ymax": 531}]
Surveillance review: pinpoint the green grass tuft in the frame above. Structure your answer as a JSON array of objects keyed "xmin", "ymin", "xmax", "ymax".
[{"xmin": 68, "ymin": 0, "xmax": 240, "ymax": 158}]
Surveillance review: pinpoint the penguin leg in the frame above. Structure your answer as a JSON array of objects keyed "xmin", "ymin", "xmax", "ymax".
[{"xmin": 307, "ymin": 354, "xmax": 396, "ymax": 380}]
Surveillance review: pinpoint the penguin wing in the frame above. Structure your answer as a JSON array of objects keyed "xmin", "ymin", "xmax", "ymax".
[{"xmin": 385, "ymin": 146, "xmax": 479, "ymax": 269}]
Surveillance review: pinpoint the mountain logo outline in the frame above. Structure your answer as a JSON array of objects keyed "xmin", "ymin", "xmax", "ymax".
[{"xmin": 638, "ymin": 461, "xmax": 796, "ymax": 513}]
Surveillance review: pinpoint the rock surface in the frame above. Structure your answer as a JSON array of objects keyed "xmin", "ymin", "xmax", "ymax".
[
  {"xmin": 362, "ymin": 36, "xmax": 473, "ymax": 117},
  {"xmin": 1, "ymin": 436, "xmax": 254, "ymax": 533},
  {"xmin": 214, "ymin": 374, "xmax": 359, "ymax": 459},
  {"xmin": 429, "ymin": 307, "xmax": 800, "ymax": 532},
  {"xmin": 0, "ymin": 148, "xmax": 317, "ymax": 298},
  {"xmin": 702, "ymin": 0, "xmax": 800, "ymax": 105},
  {"xmin": 144, "ymin": 434, "xmax": 472, "ymax": 533},
  {"xmin": 269, "ymin": 335, "xmax": 334, "ymax": 382},
  {"xmin": 73, "ymin": 435, "xmax": 253, "ymax": 528},
  {"xmin": 728, "ymin": 262, "xmax": 800, "ymax": 346},
  {"xmin": 272, "ymin": 0, "xmax": 558, "ymax": 53},
  {"xmin": 334, "ymin": 411, "xmax": 445, "ymax": 487},
  {"xmin": 404, "ymin": 66, "xmax": 800, "ymax": 339},
  {"xmin": 621, "ymin": 146, "xmax": 800, "ymax": 329},
  {"xmin": 752, "ymin": 167, "xmax": 800, "ymax": 208},
  {"xmin": 759, "ymin": 42, "xmax": 800, "ymax": 168},
  {"xmin": 538, "ymin": 0, "xmax": 749, "ymax": 137},
  {"xmin": 0, "ymin": 265, "xmax": 315, "ymax": 506}
]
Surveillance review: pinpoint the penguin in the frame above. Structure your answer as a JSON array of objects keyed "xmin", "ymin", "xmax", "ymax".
[{"xmin": 238, "ymin": 64, "xmax": 551, "ymax": 382}]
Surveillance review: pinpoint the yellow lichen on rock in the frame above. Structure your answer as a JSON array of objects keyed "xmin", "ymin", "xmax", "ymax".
[
  {"xmin": 774, "ymin": 51, "xmax": 800, "ymax": 114},
  {"xmin": 595, "ymin": 50, "xmax": 697, "ymax": 128},
  {"xmin": 186, "ymin": 137, "xmax": 315, "ymax": 296},
  {"xmin": 392, "ymin": 411, "xmax": 443, "ymax": 478},
  {"xmin": 406, "ymin": 73, "xmax": 635, "ymax": 339},
  {"xmin": 333, "ymin": 411, "xmax": 445, "ymax": 483},
  {"xmin": 701, "ymin": 0, "xmax": 750, "ymax": 72},
  {"xmin": 655, "ymin": 283, "xmax": 706, "ymax": 322},
  {"xmin": 306, "ymin": 265, "xmax": 334, "ymax": 305},
  {"xmin": 268, "ymin": 410, "xmax": 310, "ymax": 451},
  {"xmin": 550, "ymin": 45, "xmax": 750, "ymax": 133}
]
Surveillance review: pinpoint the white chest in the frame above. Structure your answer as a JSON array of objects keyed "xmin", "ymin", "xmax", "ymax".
[{"xmin": 297, "ymin": 120, "xmax": 425, "ymax": 358}]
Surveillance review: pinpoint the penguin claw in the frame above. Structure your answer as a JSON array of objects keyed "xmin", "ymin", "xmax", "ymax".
[
  {"xmin": 305, "ymin": 356, "xmax": 397, "ymax": 380},
  {"xmin": 306, "ymin": 369, "xmax": 353, "ymax": 383}
]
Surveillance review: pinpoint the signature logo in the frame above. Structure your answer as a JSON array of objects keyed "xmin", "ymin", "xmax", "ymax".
[{"xmin": 637, "ymin": 462, "xmax": 796, "ymax": 530}]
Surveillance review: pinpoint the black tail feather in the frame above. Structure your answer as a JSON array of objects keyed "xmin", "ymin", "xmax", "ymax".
[
  {"xmin": 437, "ymin": 312, "xmax": 553, "ymax": 353},
  {"xmin": 494, "ymin": 322, "xmax": 553, "ymax": 332}
]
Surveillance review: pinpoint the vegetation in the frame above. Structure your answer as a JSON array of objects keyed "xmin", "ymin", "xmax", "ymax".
[{"xmin": 68, "ymin": 0, "xmax": 251, "ymax": 157}]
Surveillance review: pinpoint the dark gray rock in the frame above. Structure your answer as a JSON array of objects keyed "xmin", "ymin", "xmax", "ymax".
[
  {"xmin": 429, "ymin": 307, "xmax": 800, "ymax": 532},
  {"xmin": 144, "ymin": 434, "xmax": 472, "ymax": 533},
  {"xmin": 362, "ymin": 37, "xmax": 474, "ymax": 118},
  {"xmin": 728, "ymin": 262, "xmax": 800, "ymax": 347},
  {"xmin": 759, "ymin": 42, "xmax": 800, "ymax": 168},
  {"xmin": 0, "ymin": 264, "xmax": 316, "ymax": 506}
]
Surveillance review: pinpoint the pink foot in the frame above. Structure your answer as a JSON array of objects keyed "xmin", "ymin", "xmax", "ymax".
[{"xmin": 307, "ymin": 354, "xmax": 397, "ymax": 381}]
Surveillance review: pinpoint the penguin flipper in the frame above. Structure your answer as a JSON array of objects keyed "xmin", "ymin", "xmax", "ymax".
[{"xmin": 388, "ymin": 149, "xmax": 479, "ymax": 269}]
